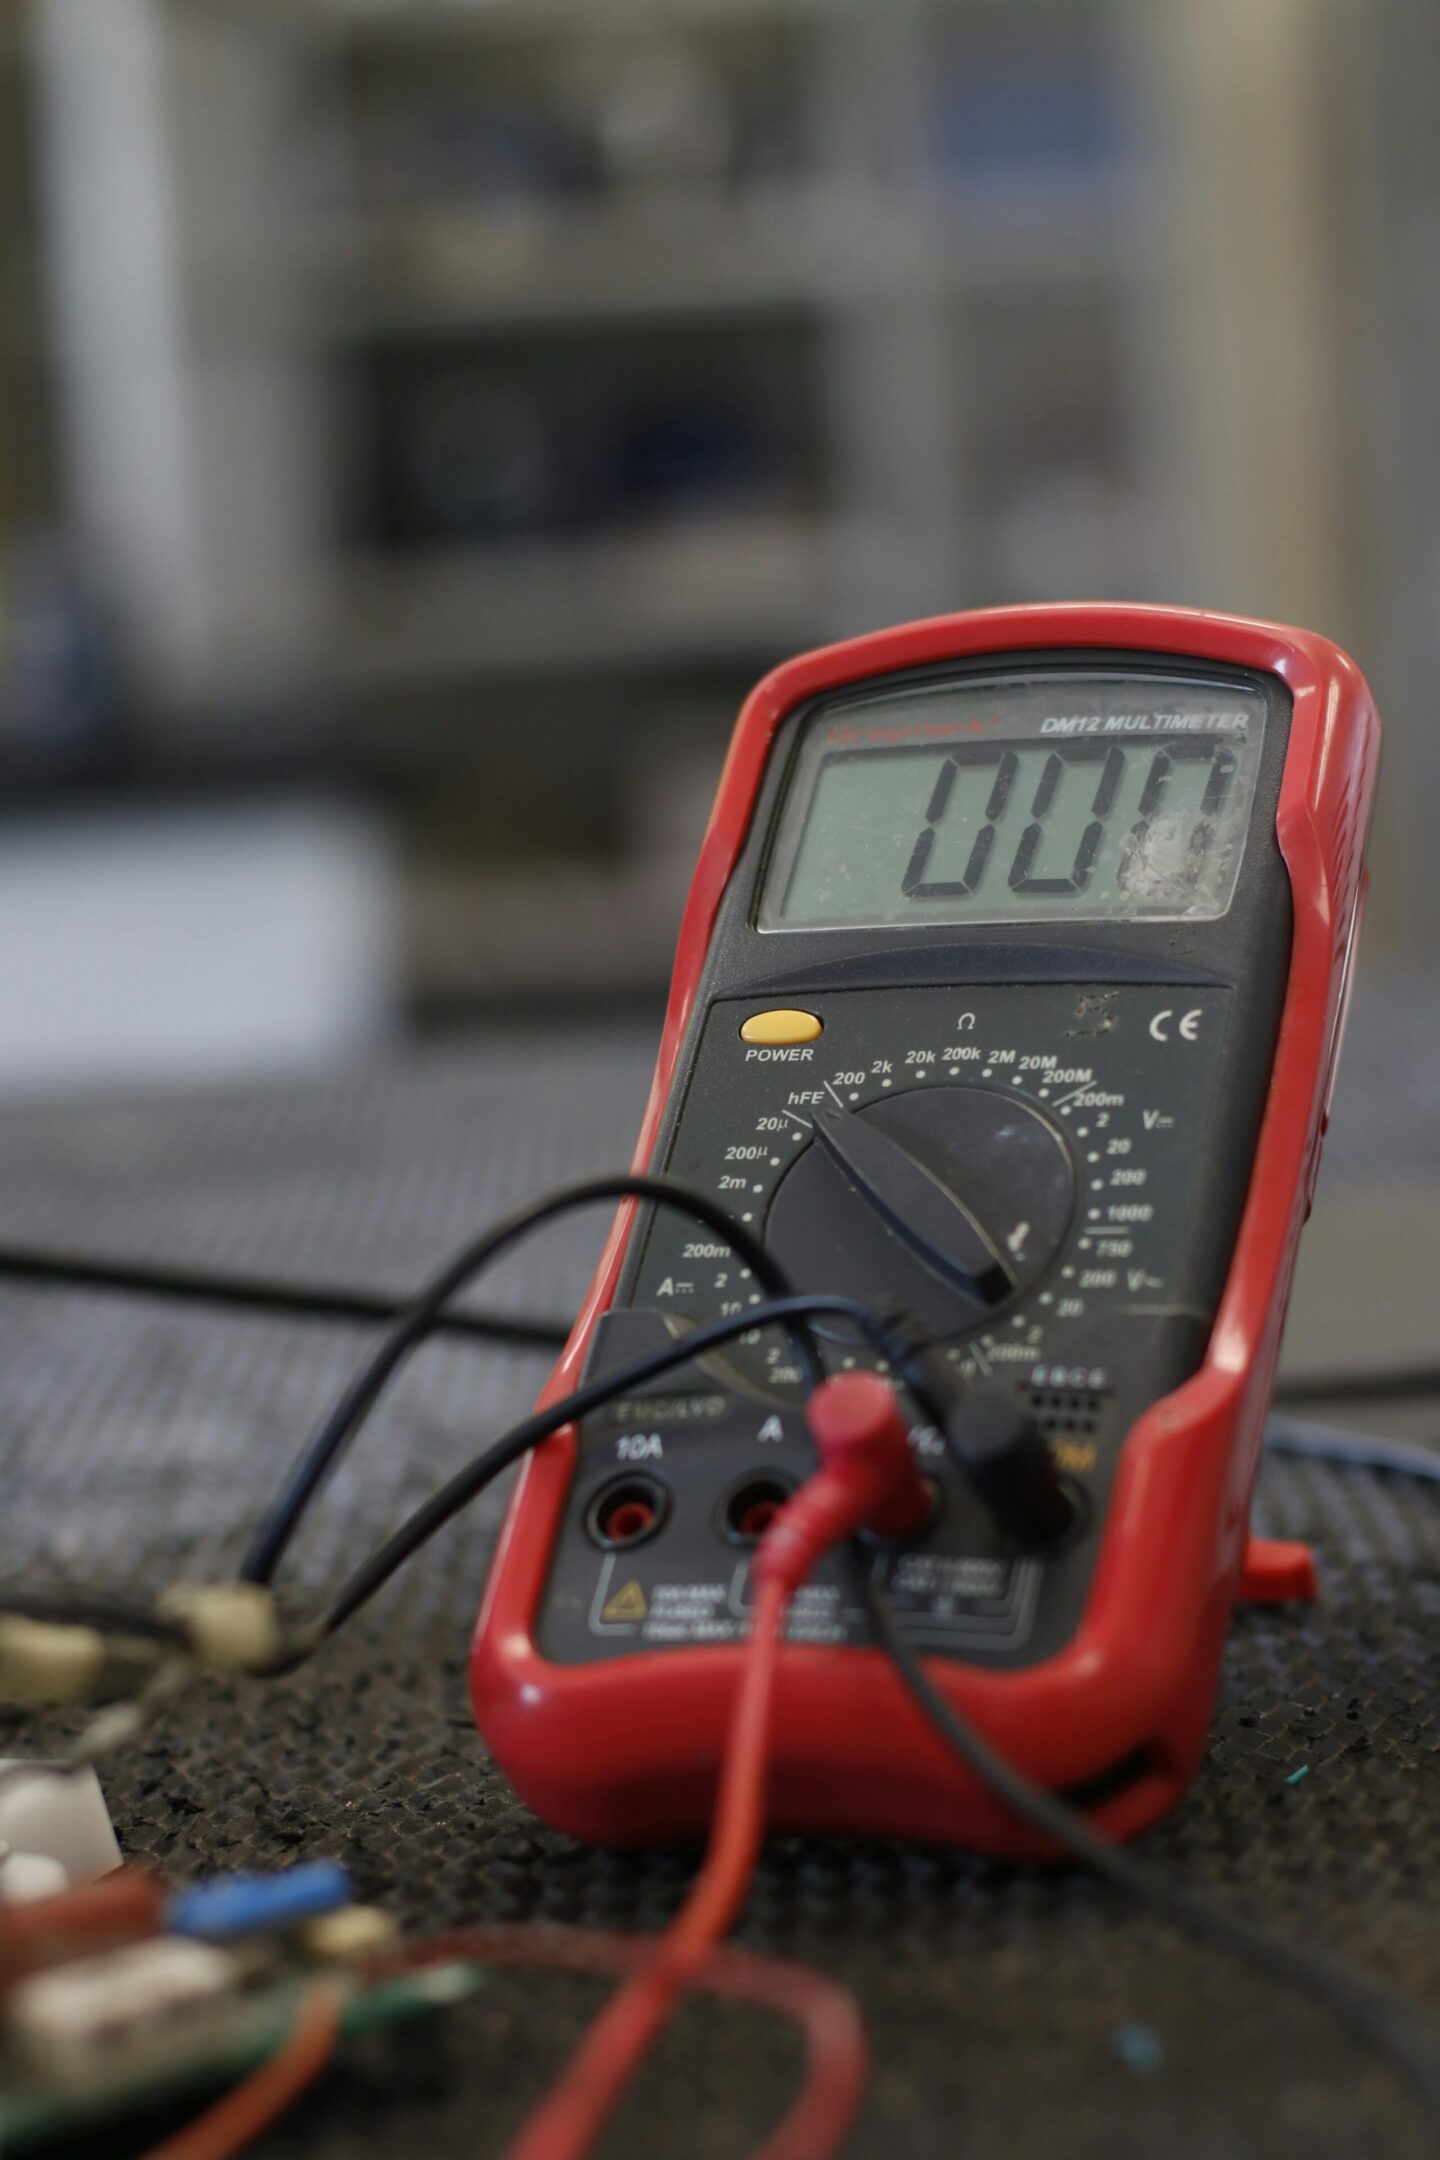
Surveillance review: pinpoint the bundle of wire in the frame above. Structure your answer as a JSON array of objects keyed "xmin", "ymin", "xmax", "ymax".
[{"xmin": 7, "ymin": 1172, "xmax": 1440, "ymax": 2160}]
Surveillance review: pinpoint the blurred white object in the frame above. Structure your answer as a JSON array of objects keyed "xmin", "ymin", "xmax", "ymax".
[
  {"xmin": 8, "ymin": 1937, "xmax": 238, "ymax": 2088},
  {"xmin": 35, "ymin": 0, "xmax": 330, "ymax": 709},
  {"xmin": 0, "ymin": 1762, "xmax": 121, "ymax": 1882},
  {"xmin": 0, "ymin": 800, "xmax": 399, "ymax": 1089},
  {"xmin": 0, "ymin": 1849, "xmax": 71, "ymax": 1905}
]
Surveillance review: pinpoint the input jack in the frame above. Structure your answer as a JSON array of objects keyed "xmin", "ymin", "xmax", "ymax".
[
  {"xmin": 586, "ymin": 1476, "xmax": 670, "ymax": 1551},
  {"xmin": 719, "ymin": 1475, "xmax": 796, "ymax": 1547},
  {"xmin": 859, "ymin": 1474, "xmax": 944, "ymax": 1547}
]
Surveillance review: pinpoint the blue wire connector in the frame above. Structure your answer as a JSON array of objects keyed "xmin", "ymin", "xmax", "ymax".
[{"xmin": 168, "ymin": 1860, "xmax": 353, "ymax": 1941}]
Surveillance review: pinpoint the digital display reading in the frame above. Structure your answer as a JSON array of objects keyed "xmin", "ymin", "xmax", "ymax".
[{"xmin": 760, "ymin": 673, "xmax": 1267, "ymax": 930}]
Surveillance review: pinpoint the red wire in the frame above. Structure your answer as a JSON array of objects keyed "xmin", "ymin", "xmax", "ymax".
[
  {"xmin": 493, "ymin": 1376, "xmax": 921, "ymax": 2160},
  {"xmin": 501, "ymin": 1572, "xmax": 794, "ymax": 2160},
  {"xmin": 139, "ymin": 1982, "xmax": 343, "ymax": 2160},
  {"xmin": 373, "ymin": 1926, "xmax": 867, "ymax": 2160}
]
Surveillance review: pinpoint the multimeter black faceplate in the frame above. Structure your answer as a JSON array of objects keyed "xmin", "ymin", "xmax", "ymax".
[{"xmin": 537, "ymin": 653, "xmax": 1292, "ymax": 1672}]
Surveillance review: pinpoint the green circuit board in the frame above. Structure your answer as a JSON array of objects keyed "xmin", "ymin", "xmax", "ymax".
[{"xmin": 0, "ymin": 1962, "xmax": 484, "ymax": 2150}]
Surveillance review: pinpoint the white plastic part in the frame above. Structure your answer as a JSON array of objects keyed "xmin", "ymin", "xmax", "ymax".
[
  {"xmin": 0, "ymin": 1763, "xmax": 123, "ymax": 1883},
  {"xmin": 7, "ymin": 1937, "xmax": 238, "ymax": 2088},
  {"xmin": 0, "ymin": 1850, "xmax": 71, "ymax": 1904}
]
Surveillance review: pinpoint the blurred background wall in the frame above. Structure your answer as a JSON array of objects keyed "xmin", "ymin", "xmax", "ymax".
[{"xmin": 0, "ymin": 0, "xmax": 1433, "ymax": 1086}]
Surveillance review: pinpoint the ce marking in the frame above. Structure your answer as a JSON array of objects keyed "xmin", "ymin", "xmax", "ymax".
[{"xmin": 1149, "ymin": 1006, "xmax": 1203, "ymax": 1044}]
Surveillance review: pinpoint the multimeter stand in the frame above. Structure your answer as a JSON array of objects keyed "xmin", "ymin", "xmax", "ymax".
[{"xmin": 1239, "ymin": 1535, "xmax": 1319, "ymax": 1604}]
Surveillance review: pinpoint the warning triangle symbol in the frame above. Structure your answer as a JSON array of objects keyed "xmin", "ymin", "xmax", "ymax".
[{"xmin": 602, "ymin": 1579, "xmax": 648, "ymax": 1624}]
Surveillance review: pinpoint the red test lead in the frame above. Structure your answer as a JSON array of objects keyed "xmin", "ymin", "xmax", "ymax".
[
  {"xmin": 757, "ymin": 1372, "xmax": 932, "ymax": 1588},
  {"xmin": 502, "ymin": 1372, "xmax": 927, "ymax": 2160}
]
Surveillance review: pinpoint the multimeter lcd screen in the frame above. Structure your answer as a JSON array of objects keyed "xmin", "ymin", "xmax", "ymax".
[{"xmin": 760, "ymin": 673, "xmax": 1268, "ymax": 931}]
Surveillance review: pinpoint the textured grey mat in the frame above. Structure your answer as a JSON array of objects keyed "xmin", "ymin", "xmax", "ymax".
[
  {"xmin": 2, "ymin": 1007, "xmax": 1440, "ymax": 2158},
  {"xmin": 0, "ymin": 1027, "xmax": 657, "ymax": 1311}
]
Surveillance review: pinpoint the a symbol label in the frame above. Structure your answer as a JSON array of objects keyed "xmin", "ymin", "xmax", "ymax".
[
  {"xmin": 757, "ymin": 1415, "xmax": 785, "ymax": 1444},
  {"xmin": 601, "ymin": 1579, "xmax": 648, "ymax": 1624},
  {"xmin": 1148, "ymin": 1007, "xmax": 1203, "ymax": 1043}
]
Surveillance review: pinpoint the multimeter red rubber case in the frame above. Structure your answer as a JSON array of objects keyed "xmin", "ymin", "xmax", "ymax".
[{"xmin": 470, "ymin": 602, "xmax": 1378, "ymax": 1856}]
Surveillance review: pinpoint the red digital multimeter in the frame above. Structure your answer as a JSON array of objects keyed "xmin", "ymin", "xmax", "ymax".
[{"xmin": 471, "ymin": 603, "xmax": 1378, "ymax": 1856}]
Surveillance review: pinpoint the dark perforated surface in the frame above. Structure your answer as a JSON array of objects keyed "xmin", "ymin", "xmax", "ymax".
[{"xmin": 2, "ymin": 1012, "xmax": 1440, "ymax": 2157}]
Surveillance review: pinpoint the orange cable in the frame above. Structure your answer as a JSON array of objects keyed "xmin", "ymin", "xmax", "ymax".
[{"xmin": 139, "ymin": 1981, "xmax": 344, "ymax": 2160}]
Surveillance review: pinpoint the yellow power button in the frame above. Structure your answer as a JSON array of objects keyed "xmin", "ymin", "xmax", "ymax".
[{"xmin": 739, "ymin": 1008, "xmax": 823, "ymax": 1046}]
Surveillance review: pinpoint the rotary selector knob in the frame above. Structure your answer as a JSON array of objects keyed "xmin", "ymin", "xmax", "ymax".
[{"xmin": 765, "ymin": 1085, "xmax": 1075, "ymax": 1341}]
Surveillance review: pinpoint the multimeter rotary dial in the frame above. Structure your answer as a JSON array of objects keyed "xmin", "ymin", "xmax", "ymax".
[
  {"xmin": 765, "ymin": 1085, "xmax": 1075, "ymax": 1340},
  {"xmin": 627, "ymin": 982, "xmax": 1235, "ymax": 1393}
]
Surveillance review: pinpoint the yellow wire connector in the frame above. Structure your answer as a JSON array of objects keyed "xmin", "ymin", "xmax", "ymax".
[
  {"xmin": 155, "ymin": 1583, "xmax": 284, "ymax": 1673},
  {"xmin": 0, "ymin": 1617, "xmax": 109, "ymax": 1705}
]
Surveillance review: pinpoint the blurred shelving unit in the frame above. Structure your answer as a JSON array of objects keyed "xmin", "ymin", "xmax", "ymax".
[
  {"xmin": 0, "ymin": 18, "xmax": 27, "ymax": 547},
  {"xmin": 32, "ymin": 1, "xmax": 1175, "ymax": 690},
  {"xmin": 1348, "ymin": 1, "xmax": 1440, "ymax": 962},
  {"xmin": 2, "ymin": 8, "xmax": 126, "ymax": 815},
  {"xmin": 0, "ymin": 16, "xmax": 62, "ymax": 767},
  {"xmin": 23, "ymin": 0, "xmax": 1403, "ymax": 1003}
]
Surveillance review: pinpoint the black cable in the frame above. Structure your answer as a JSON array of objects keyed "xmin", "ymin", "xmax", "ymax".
[
  {"xmin": 0, "ymin": 1241, "xmax": 570, "ymax": 1351},
  {"xmin": 0, "ymin": 1591, "xmax": 191, "ymax": 1647},
  {"xmin": 301, "ymin": 1290, "xmax": 888, "ymax": 1653},
  {"xmin": 240, "ymin": 1175, "xmax": 824, "ymax": 1588},
  {"xmin": 9, "ymin": 1235, "xmax": 1438, "ymax": 1410},
  {"xmin": 1267, "ymin": 1417, "xmax": 1440, "ymax": 1481},
  {"xmin": 857, "ymin": 1568, "xmax": 1440, "ymax": 2143},
  {"xmin": 11, "ymin": 1228, "xmax": 1439, "ymax": 1410}
]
